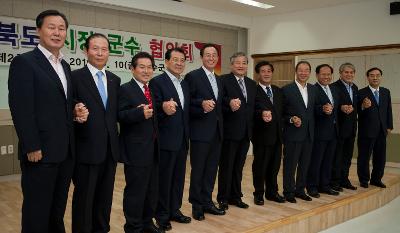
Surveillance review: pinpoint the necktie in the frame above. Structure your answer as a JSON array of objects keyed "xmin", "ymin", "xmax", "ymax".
[
  {"xmin": 238, "ymin": 78, "xmax": 247, "ymax": 102},
  {"xmin": 208, "ymin": 73, "xmax": 218, "ymax": 99},
  {"xmin": 324, "ymin": 86, "xmax": 334, "ymax": 104},
  {"xmin": 96, "ymin": 71, "xmax": 107, "ymax": 108},
  {"xmin": 374, "ymin": 90, "xmax": 379, "ymax": 105},
  {"xmin": 144, "ymin": 84, "xmax": 153, "ymax": 109},
  {"xmin": 347, "ymin": 84, "xmax": 353, "ymax": 103},
  {"xmin": 266, "ymin": 86, "xmax": 273, "ymax": 104}
]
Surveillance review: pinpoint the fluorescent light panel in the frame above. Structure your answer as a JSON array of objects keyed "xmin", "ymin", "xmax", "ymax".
[{"xmin": 232, "ymin": 0, "xmax": 274, "ymax": 9}]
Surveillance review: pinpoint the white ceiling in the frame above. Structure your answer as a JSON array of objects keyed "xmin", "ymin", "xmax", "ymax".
[{"xmin": 176, "ymin": 0, "xmax": 367, "ymax": 17}]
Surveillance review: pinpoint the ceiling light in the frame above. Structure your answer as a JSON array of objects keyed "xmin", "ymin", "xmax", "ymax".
[{"xmin": 232, "ymin": 0, "xmax": 274, "ymax": 9}]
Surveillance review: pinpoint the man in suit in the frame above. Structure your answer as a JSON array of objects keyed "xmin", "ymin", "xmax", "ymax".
[
  {"xmin": 306, "ymin": 64, "xmax": 340, "ymax": 198},
  {"xmin": 357, "ymin": 67, "xmax": 393, "ymax": 188},
  {"xmin": 149, "ymin": 48, "xmax": 191, "ymax": 231},
  {"xmin": 251, "ymin": 61, "xmax": 286, "ymax": 205},
  {"xmin": 331, "ymin": 63, "xmax": 358, "ymax": 191},
  {"xmin": 185, "ymin": 43, "xmax": 225, "ymax": 221},
  {"xmin": 8, "ymin": 10, "xmax": 87, "ymax": 233},
  {"xmin": 119, "ymin": 52, "xmax": 164, "ymax": 233},
  {"xmin": 282, "ymin": 61, "xmax": 316, "ymax": 203},
  {"xmin": 71, "ymin": 33, "xmax": 121, "ymax": 233},
  {"xmin": 217, "ymin": 52, "xmax": 256, "ymax": 210}
]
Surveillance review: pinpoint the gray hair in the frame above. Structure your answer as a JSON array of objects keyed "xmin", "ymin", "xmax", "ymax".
[
  {"xmin": 230, "ymin": 52, "xmax": 248, "ymax": 64},
  {"xmin": 339, "ymin": 62, "xmax": 356, "ymax": 73}
]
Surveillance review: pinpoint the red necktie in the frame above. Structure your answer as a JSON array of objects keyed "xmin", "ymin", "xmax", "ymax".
[{"xmin": 144, "ymin": 84, "xmax": 153, "ymax": 109}]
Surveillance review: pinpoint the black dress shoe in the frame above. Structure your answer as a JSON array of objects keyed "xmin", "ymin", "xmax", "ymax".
[
  {"xmin": 192, "ymin": 207, "xmax": 205, "ymax": 221},
  {"xmin": 295, "ymin": 193, "xmax": 312, "ymax": 201},
  {"xmin": 218, "ymin": 200, "xmax": 229, "ymax": 210},
  {"xmin": 228, "ymin": 199, "xmax": 249, "ymax": 209},
  {"xmin": 370, "ymin": 180, "xmax": 386, "ymax": 188},
  {"xmin": 204, "ymin": 205, "xmax": 225, "ymax": 215},
  {"xmin": 307, "ymin": 191, "xmax": 320, "ymax": 198},
  {"xmin": 320, "ymin": 188, "xmax": 339, "ymax": 196},
  {"xmin": 156, "ymin": 221, "xmax": 172, "ymax": 231},
  {"xmin": 360, "ymin": 182, "xmax": 369, "ymax": 188},
  {"xmin": 331, "ymin": 185, "xmax": 343, "ymax": 192},
  {"xmin": 266, "ymin": 193, "xmax": 286, "ymax": 203},
  {"xmin": 144, "ymin": 222, "xmax": 165, "ymax": 233},
  {"xmin": 285, "ymin": 195, "xmax": 297, "ymax": 203},
  {"xmin": 341, "ymin": 183, "xmax": 357, "ymax": 190},
  {"xmin": 254, "ymin": 196, "xmax": 264, "ymax": 205},
  {"xmin": 171, "ymin": 210, "xmax": 191, "ymax": 223}
]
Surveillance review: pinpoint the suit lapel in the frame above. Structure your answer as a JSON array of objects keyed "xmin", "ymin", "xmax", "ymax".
[
  {"xmin": 62, "ymin": 60, "xmax": 72, "ymax": 101},
  {"xmin": 163, "ymin": 73, "xmax": 183, "ymax": 109},
  {"xmin": 106, "ymin": 71, "xmax": 117, "ymax": 110},
  {"xmin": 199, "ymin": 68, "xmax": 217, "ymax": 100},
  {"xmin": 230, "ymin": 74, "xmax": 246, "ymax": 100},
  {"xmin": 33, "ymin": 48, "xmax": 66, "ymax": 98},
  {"xmin": 292, "ymin": 82, "xmax": 307, "ymax": 109},
  {"xmin": 81, "ymin": 66, "xmax": 105, "ymax": 109},
  {"xmin": 129, "ymin": 79, "xmax": 148, "ymax": 104}
]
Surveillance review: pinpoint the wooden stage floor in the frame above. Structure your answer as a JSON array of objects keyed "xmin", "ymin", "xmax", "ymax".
[{"xmin": 1, "ymin": 156, "xmax": 399, "ymax": 233}]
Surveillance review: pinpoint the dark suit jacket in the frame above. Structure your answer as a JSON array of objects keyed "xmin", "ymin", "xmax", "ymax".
[
  {"xmin": 185, "ymin": 67, "xmax": 223, "ymax": 142},
  {"xmin": 331, "ymin": 79, "xmax": 358, "ymax": 138},
  {"xmin": 252, "ymin": 84, "xmax": 284, "ymax": 146},
  {"xmin": 149, "ymin": 72, "xmax": 190, "ymax": 151},
  {"xmin": 220, "ymin": 73, "xmax": 256, "ymax": 141},
  {"xmin": 118, "ymin": 79, "xmax": 159, "ymax": 166},
  {"xmin": 71, "ymin": 66, "xmax": 121, "ymax": 164},
  {"xmin": 282, "ymin": 82, "xmax": 315, "ymax": 142},
  {"xmin": 8, "ymin": 47, "xmax": 75, "ymax": 163},
  {"xmin": 314, "ymin": 83, "xmax": 339, "ymax": 141},
  {"xmin": 357, "ymin": 86, "xmax": 393, "ymax": 138}
]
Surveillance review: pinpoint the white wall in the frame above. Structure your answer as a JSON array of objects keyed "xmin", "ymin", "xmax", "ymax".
[{"xmin": 249, "ymin": 0, "xmax": 400, "ymax": 55}]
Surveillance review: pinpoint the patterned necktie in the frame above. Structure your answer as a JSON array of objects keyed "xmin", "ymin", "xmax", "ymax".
[
  {"xmin": 96, "ymin": 71, "xmax": 107, "ymax": 108},
  {"xmin": 238, "ymin": 78, "xmax": 247, "ymax": 102},
  {"xmin": 374, "ymin": 90, "xmax": 379, "ymax": 105},
  {"xmin": 144, "ymin": 84, "xmax": 153, "ymax": 109},
  {"xmin": 208, "ymin": 73, "xmax": 218, "ymax": 99},
  {"xmin": 266, "ymin": 86, "xmax": 273, "ymax": 104}
]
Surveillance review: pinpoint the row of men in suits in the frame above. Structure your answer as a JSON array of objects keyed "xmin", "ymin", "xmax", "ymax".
[
  {"xmin": 8, "ymin": 9, "xmax": 393, "ymax": 233},
  {"xmin": 249, "ymin": 60, "xmax": 393, "ymax": 205}
]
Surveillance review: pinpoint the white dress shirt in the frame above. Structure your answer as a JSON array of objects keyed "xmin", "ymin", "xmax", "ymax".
[{"xmin": 87, "ymin": 63, "xmax": 108, "ymax": 97}]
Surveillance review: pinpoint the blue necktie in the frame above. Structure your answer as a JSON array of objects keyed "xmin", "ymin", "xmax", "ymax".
[
  {"xmin": 266, "ymin": 86, "xmax": 273, "ymax": 104},
  {"xmin": 374, "ymin": 90, "xmax": 379, "ymax": 105},
  {"xmin": 96, "ymin": 71, "xmax": 107, "ymax": 108}
]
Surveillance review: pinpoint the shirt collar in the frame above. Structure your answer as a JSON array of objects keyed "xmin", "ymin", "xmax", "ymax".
[
  {"xmin": 259, "ymin": 83, "xmax": 271, "ymax": 90},
  {"xmin": 87, "ymin": 63, "xmax": 106, "ymax": 78},
  {"xmin": 38, "ymin": 44, "xmax": 63, "ymax": 62},
  {"xmin": 340, "ymin": 79, "xmax": 353, "ymax": 87},
  {"xmin": 165, "ymin": 69, "xmax": 182, "ymax": 83},
  {"xmin": 295, "ymin": 79, "xmax": 307, "ymax": 89},
  {"xmin": 202, "ymin": 66, "xmax": 214, "ymax": 77},
  {"xmin": 234, "ymin": 75, "xmax": 245, "ymax": 82},
  {"xmin": 317, "ymin": 82, "xmax": 328, "ymax": 88},
  {"xmin": 132, "ymin": 76, "xmax": 147, "ymax": 89},
  {"xmin": 369, "ymin": 85, "xmax": 379, "ymax": 93}
]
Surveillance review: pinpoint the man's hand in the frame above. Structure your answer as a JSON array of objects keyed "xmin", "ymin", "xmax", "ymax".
[
  {"xmin": 262, "ymin": 110, "xmax": 272, "ymax": 122},
  {"xmin": 340, "ymin": 105, "xmax": 354, "ymax": 114},
  {"xmin": 322, "ymin": 103, "xmax": 333, "ymax": 115},
  {"xmin": 162, "ymin": 98, "xmax": 178, "ymax": 115},
  {"xmin": 74, "ymin": 103, "xmax": 89, "ymax": 123},
  {"xmin": 202, "ymin": 99, "xmax": 216, "ymax": 113},
  {"xmin": 27, "ymin": 150, "xmax": 42, "ymax": 162},
  {"xmin": 229, "ymin": 98, "xmax": 241, "ymax": 112},
  {"xmin": 291, "ymin": 116, "xmax": 302, "ymax": 127},
  {"xmin": 143, "ymin": 104, "xmax": 153, "ymax": 119},
  {"xmin": 362, "ymin": 97, "xmax": 372, "ymax": 109}
]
